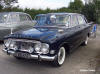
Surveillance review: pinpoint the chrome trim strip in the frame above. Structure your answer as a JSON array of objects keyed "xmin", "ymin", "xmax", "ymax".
[
  {"xmin": 2, "ymin": 49, "xmax": 7, "ymax": 53},
  {"xmin": 31, "ymin": 55, "xmax": 38, "ymax": 59},
  {"xmin": 39, "ymin": 55, "xmax": 55, "ymax": 61},
  {"xmin": 6, "ymin": 38, "xmax": 40, "ymax": 43},
  {"xmin": 8, "ymin": 51, "xmax": 15, "ymax": 54},
  {"xmin": 3, "ymin": 49, "xmax": 56, "ymax": 61}
]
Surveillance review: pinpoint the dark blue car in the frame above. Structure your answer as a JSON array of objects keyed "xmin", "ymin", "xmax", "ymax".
[{"xmin": 3, "ymin": 13, "xmax": 93, "ymax": 66}]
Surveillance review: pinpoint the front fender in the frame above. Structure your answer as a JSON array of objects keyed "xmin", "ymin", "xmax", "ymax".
[{"xmin": 49, "ymin": 37, "xmax": 70, "ymax": 55}]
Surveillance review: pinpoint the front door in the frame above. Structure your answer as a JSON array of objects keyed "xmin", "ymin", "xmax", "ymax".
[{"xmin": 68, "ymin": 15, "xmax": 83, "ymax": 52}]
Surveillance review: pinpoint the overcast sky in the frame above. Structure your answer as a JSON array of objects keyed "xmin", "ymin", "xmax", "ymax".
[{"xmin": 17, "ymin": 0, "xmax": 85, "ymax": 9}]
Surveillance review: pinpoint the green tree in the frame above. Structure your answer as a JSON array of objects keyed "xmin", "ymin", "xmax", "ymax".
[
  {"xmin": 82, "ymin": 3, "xmax": 96, "ymax": 22},
  {"xmin": 93, "ymin": 0, "xmax": 100, "ymax": 23},
  {"xmin": 0, "ymin": 5, "xmax": 3, "ymax": 12},
  {"xmin": 81, "ymin": 0, "xmax": 100, "ymax": 23},
  {"xmin": 1, "ymin": 0, "xmax": 18, "ymax": 8},
  {"xmin": 68, "ymin": 0, "xmax": 84, "ymax": 12}
]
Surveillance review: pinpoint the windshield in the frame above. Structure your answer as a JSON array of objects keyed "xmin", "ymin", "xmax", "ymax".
[
  {"xmin": 35, "ymin": 14, "xmax": 69, "ymax": 26},
  {"xmin": 0, "ymin": 13, "xmax": 8, "ymax": 23}
]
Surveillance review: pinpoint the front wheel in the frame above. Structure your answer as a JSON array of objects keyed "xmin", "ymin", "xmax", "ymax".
[{"xmin": 53, "ymin": 47, "xmax": 66, "ymax": 67}]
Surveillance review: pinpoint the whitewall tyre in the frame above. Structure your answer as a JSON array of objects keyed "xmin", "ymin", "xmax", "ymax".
[{"xmin": 53, "ymin": 47, "xmax": 66, "ymax": 67}]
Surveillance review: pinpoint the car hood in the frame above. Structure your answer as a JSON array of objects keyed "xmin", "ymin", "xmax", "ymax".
[{"xmin": 6, "ymin": 27, "xmax": 64, "ymax": 43}]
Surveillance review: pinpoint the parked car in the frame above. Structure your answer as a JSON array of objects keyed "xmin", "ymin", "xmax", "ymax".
[
  {"xmin": 0, "ymin": 12, "xmax": 35, "ymax": 40},
  {"xmin": 3, "ymin": 13, "xmax": 93, "ymax": 66}
]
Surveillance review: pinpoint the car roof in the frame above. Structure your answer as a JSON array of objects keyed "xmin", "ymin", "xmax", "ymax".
[
  {"xmin": 37, "ymin": 13, "xmax": 83, "ymax": 16},
  {"xmin": 0, "ymin": 12, "xmax": 28, "ymax": 15},
  {"xmin": 47, "ymin": 13, "xmax": 82, "ymax": 15},
  {"xmin": 36, "ymin": 14, "xmax": 46, "ymax": 16}
]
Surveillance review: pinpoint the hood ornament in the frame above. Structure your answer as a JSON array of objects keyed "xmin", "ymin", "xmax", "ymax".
[{"xmin": 11, "ymin": 28, "xmax": 13, "ymax": 34}]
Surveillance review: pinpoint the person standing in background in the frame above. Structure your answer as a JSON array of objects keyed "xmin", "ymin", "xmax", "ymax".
[{"xmin": 92, "ymin": 24, "xmax": 97, "ymax": 38}]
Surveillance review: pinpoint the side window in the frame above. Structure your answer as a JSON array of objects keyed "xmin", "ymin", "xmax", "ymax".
[
  {"xmin": 8, "ymin": 14, "xmax": 19, "ymax": 23},
  {"xmin": 19, "ymin": 14, "xmax": 27, "ymax": 22},
  {"xmin": 77, "ymin": 15, "xmax": 86, "ymax": 25},
  {"xmin": 26, "ymin": 15, "xmax": 32, "ymax": 21},
  {"xmin": 71, "ymin": 15, "xmax": 78, "ymax": 27},
  {"xmin": 35, "ymin": 15, "xmax": 47, "ymax": 25},
  {"xmin": 55, "ymin": 15, "xmax": 70, "ymax": 27}
]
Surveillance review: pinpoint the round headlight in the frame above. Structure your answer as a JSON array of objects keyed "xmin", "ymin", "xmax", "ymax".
[
  {"xmin": 9, "ymin": 41, "xmax": 17, "ymax": 50},
  {"xmin": 41, "ymin": 43, "xmax": 49, "ymax": 54},
  {"xmin": 28, "ymin": 46, "xmax": 34, "ymax": 53},
  {"xmin": 4, "ymin": 39, "xmax": 11, "ymax": 48},
  {"xmin": 34, "ymin": 42, "xmax": 42, "ymax": 53}
]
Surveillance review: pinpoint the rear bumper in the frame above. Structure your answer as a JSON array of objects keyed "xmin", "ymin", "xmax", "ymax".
[{"xmin": 3, "ymin": 49, "xmax": 56, "ymax": 61}]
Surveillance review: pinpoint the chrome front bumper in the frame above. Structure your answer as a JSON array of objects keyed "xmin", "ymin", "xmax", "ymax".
[{"xmin": 3, "ymin": 49, "xmax": 56, "ymax": 61}]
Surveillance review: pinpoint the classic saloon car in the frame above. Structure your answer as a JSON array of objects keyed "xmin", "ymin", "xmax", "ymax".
[
  {"xmin": 0, "ymin": 12, "xmax": 34, "ymax": 40},
  {"xmin": 3, "ymin": 13, "xmax": 93, "ymax": 66}
]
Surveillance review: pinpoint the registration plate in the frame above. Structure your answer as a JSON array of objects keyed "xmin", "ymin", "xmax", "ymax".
[{"xmin": 14, "ymin": 52, "xmax": 31, "ymax": 59}]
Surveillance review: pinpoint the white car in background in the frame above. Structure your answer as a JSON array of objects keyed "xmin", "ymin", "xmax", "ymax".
[{"xmin": 0, "ymin": 12, "xmax": 35, "ymax": 40}]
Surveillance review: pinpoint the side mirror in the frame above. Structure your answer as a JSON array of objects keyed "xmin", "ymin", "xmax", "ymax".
[
  {"xmin": 90, "ymin": 21, "xmax": 94, "ymax": 24},
  {"xmin": 88, "ymin": 21, "xmax": 94, "ymax": 25}
]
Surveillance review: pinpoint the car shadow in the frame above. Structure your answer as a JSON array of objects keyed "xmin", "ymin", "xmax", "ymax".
[
  {"xmin": 5, "ymin": 56, "xmax": 58, "ymax": 68},
  {"xmin": 0, "ymin": 41, "xmax": 4, "ymax": 44}
]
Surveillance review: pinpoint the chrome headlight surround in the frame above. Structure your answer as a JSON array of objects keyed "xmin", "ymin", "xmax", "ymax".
[
  {"xmin": 34, "ymin": 42, "xmax": 42, "ymax": 53},
  {"xmin": 4, "ymin": 39, "xmax": 50, "ymax": 54},
  {"xmin": 4, "ymin": 39, "xmax": 18, "ymax": 50},
  {"xmin": 9, "ymin": 41, "xmax": 17, "ymax": 50},
  {"xmin": 41, "ymin": 43, "xmax": 49, "ymax": 54},
  {"xmin": 4, "ymin": 39, "xmax": 12, "ymax": 48},
  {"xmin": 34, "ymin": 42, "xmax": 49, "ymax": 54},
  {"xmin": 28, "ymin": 46, "xmax": 34, "ymax": 53}
]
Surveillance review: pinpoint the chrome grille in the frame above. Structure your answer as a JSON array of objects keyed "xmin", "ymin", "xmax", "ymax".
[
  {"xmin": 19, "ymin": 42, "xmax": 33, "ymax": 51},
  {"xmin": 11, "ymin": 39, "xmax": 38, "ymax": 53}
]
